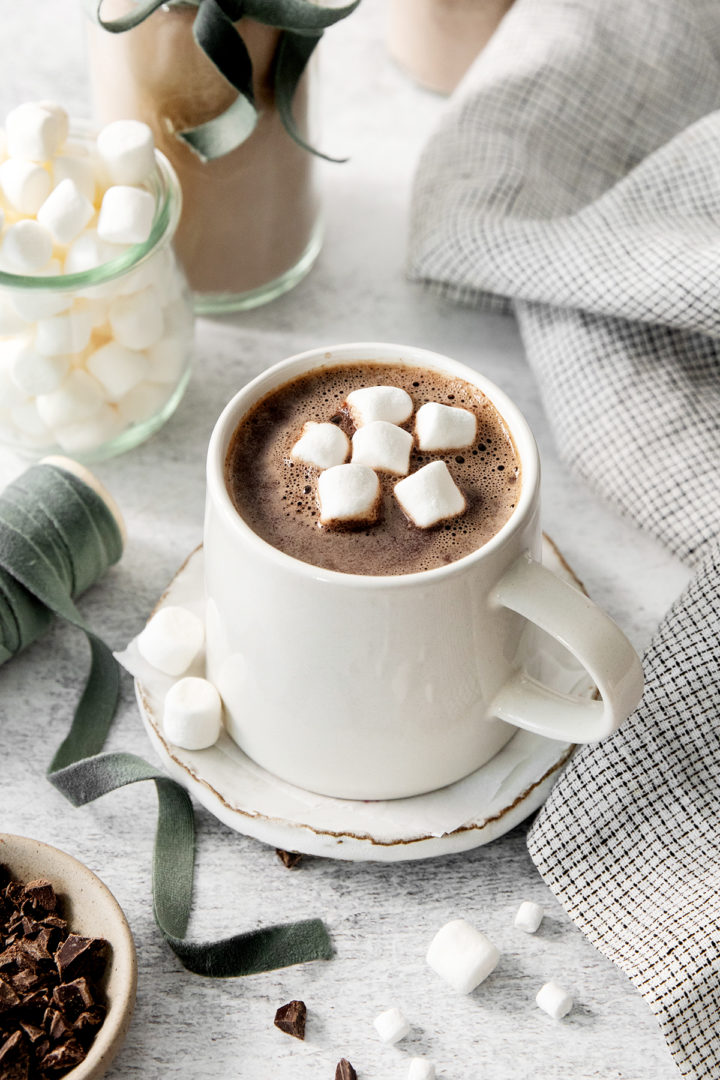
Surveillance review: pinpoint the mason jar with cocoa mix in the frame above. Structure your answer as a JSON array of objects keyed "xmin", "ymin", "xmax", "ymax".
[{"xmin": 86, "ymin": 0, "xmax": 323, "ymax": 312}]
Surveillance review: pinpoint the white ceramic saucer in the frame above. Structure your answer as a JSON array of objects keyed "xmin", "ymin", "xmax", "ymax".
[{"xmin": 127, "ymin": 538, "xmax": 592, "ymax": 863}]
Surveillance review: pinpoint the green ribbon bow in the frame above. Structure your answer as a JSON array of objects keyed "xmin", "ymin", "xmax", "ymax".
[{"xmin": 95, "ymin": 0, "xmax": 361, "ymax": 161}]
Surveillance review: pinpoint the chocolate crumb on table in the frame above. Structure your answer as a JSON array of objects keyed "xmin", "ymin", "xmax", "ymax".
[
  {"xmin": 275, "ymin": 849, "xmax": 303, "ymax": 869},
  {"xmin": 335, "ymin": 1058, "xmax": 358, "ymax": 1080},
  {"xmin": 0, "ymin": 864, "xmax": 109, "ymax": 1080},
  {"xmin": 273, "ymin": 999, "xmax": 307, "ymax": 1040}
]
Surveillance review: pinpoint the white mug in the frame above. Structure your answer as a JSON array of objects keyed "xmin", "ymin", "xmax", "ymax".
[{"xmin": 204, "ymin": 342, "xmax": 644, "ymax": 800}]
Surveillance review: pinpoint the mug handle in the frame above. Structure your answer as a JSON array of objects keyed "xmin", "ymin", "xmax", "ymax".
[{"xmin": 490, "ymin": 552, "xmax": 644, "ymax": 743}]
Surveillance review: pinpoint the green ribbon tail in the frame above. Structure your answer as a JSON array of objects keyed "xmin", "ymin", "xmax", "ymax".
[
  {"xmin": 96, "ymin": 0, "xmax": 168, "ymax": 32},
  {"xmin": 49, "ymin": 752, "xmax": 333, "ymax": 976},
  {"xmin": 276, "ymin": 29, "xmax": 348, "ymax": 163}
]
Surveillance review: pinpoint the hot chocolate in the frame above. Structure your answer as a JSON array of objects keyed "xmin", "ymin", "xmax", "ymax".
[{"xmin": 225, "ymin": 362, "xmax": 520, "ymax": 576}]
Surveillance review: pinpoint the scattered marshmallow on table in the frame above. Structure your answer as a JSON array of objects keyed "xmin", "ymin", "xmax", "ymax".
[
  {"xmin": 0, "ymin": 159, "xmax": 52, "ymax": 216},
  {"xmin": 415, "ymin": 401, "xmax": 477, "ymax": 451},
  {"xmin": 514, "ymin": 900, "xmax": 544, "ymax": 934},
  {"xmin": 36, "ymin": 178, "xmax": 94, "ymax": 245},
  {"xmin": 408, "ymin": 1059, "xmax": 435, "ymax": 1080},
  {"xmin": 97, "ymin": 119, "xmax": 156, "ymax": 186},
  {"xmin": 318, "ymin": 463, "xmax": 380, "ymax": 526},
  {"xmin": 163, "ymin": 676, "xmax": 223, "ymax": 751},
  {"xmin": 346, "ymin": 384, "xmax": 413, "ymax": 426},
  {"xmin": 394, "ymin": 461, "xmax": 466, "ymax": 528},
  {"xmin": 291, "ymin": 420, "xmax": 350, "ymax": 469},
  {"xmin": 535, "ymin": 981, "xmax": 574, "ymax": 1020},
  {"xmin": 426, "ymin": 918, "xmax": 500, "ymax": 994},
  {"xmin": 373, "ymin": 1007, "xmax": 410, "ymax": 1044},
  {"xmin": 97, "ymin": 184, "xmax": 155, "ymax": 246},
  {"xmin": 136, "ymin": 605, "xmax": 205, "ymax": 677},
  {"xmin": 352, "ymin": 420, "xmax": 413, "ymax": 475}
]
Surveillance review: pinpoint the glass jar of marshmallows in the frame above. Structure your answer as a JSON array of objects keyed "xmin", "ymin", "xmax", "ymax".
[{"xmin": 0, "ymin": 101, "xmax": 193, "ymax": 462}]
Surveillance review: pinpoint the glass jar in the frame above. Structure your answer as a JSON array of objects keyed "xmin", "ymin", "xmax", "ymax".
[
  {"xmin": 86, "ymin": 1, "xmax": 322, "ymax": 314},
  {"xmin": 0, "ymin": 134, "xmax": 193, "ymax": 463},
  {"xmin": 387, "ymin": 0, "xmax": 515, "ymax": 95}
]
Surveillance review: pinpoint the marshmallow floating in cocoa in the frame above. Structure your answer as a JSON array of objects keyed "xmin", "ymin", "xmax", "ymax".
[
  {"xmin": 163, "ymin": 676, "xmax": 223, "ymax": 750},
  {"xmin": 291, "ymin": 420, "xmax": 350, "ymax": 469},
  {"xmin": 136, "ymin": 605, "xmax": 205, "ymax": 676},
  {"xmin": 394, "ymin": 460, "xmax": 466, "ymax": 528},
  {"xmin": 351, "ymin": 419, "xmax": 413, "ymax": 475},
  {"xmin": 415, "ymin": 401, "xmax": 477, "ymax": 451},
  {"xmin": 318, "ymin": 463, "xmax": 380, "ymax": 526},
  {"xmin": 514, "ymin": 900, "xmax": 544, "ymax": 934},
  {"xmin": 346, "ymin": 384, "xmax": 413, "ymax": 426},
  {"xmin": 426, "ymin": 918, "xmax": 500, "ymax": 993},
  {"xmin": 536, "ymin": 981, "xmax": 574, "ymax": 1020},
  {"xmin": 373, "ymin": 1006, "xmax": 410, "ymax": 1044}
]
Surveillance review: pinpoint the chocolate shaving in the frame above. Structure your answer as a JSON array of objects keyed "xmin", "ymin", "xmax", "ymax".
[
  {"xmin": 275, "ymin": 849, "xmax": 304, "ymax": 870},
  {"xmin": 0, "ymin": 1029, "xmax": 30, "ymax": 1080},
  {"xmin": 335, "ymin": 1059, "xmax": 358, "ymax": 1080},
  {"xmin": 274, "ymin": 999, "xmax": 306, "ymax": 1040}
]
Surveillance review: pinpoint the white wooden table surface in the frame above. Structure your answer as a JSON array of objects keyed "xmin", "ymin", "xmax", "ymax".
[{"xmin": 0, "ymin": 3, "xmax": 691, "ymax": 1077}]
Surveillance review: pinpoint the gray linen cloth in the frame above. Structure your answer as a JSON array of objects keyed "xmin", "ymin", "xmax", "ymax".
[{"xmin": 407, "ymin": 1, "xmax": 720, "ymax": 1076}]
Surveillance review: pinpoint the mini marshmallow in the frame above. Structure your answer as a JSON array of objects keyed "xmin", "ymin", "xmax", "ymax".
[
  {"xmin": 373, "ymin": 1007, "xmax": 410, "ymax": 1045},
  {"xmin": 35, "ymin": 307, "xmax": 93, "ymax": 357},
  {"xmin": 394, "ymin": 461, "xmax": 466, "ymax": 528},
  {"xmin": 2, "ymin": 220, "xmax": 53, "ymax": 272},
  {"xmin": 116, "ymin": 381, "xmax": 170, "ymax": 426},
  {"xmin": 6, "ymin": 102, "xmax": 66, "ymax": 162},
  {"xmin": 0, "ymin": 341, "xmax": 32, "ymax": 408},
  {"xmin": 36, "ymin": 178, "xmax": 94, "ymax": 245},
  {"xmin": 408, "ymin": 1060, "xmax": 435, "ymax": 1080},
  {"xmin": 163, "ymin": 677, "xmax": 222, "ymax": 751},
  {"xmin": 351, "ymin": 420, "xmax": 413, "ymax": 475},
  {"xmin": 346, "ymin": 385, "xmax": 413, "ymax": 426},
  {"xmin": 10, "ymin": 346, "xmax": 69, "ymax": 396},
  {"xmin": 8, "ymin": 260, "xmax": 72, "ymax": 321},
  {"xmin": 97, "ymin": 185, "xmax": 155, "ymax": 246},
  {"xmin": 146, "ymin": 337, "xmax": 186, "ymax": 385},
  {"xmin": 514, "ymin": 901, "xmax": 544, "ymax": 934},
  {"xmin": 291, "ymin": 421, "xmax": 350, "ymax": 469},
  {"xmin": 108, "ymin": 286, "xmax": 164, "ymax": 350},
  {"xmin": 52, "ymin": 154, "xmax": 96, "ymax": 203},
  {"xmin": 0, "ymin": 159, "xmax": 52, "ymax": 215},
  {"xmin": 97, "ymin": 120, "xmax": 156, "ymax": 186},
  {"xmin": 317, "ymin": 463, "xmax": 380, "ymax": 526},
  {"xmin": 0, "ymin": 295, "xmax": 29, "ymax": 336},
  {"xmin": 54, "ymin": 404, "xmax": 124, "ymax": 454},
  {"xmin": 9, "ymin": 401, "xmax": 52, "ymax": 445},
  {"xmin": 137, "ymin": 605, "xmax": 205, "ymax": 676},
  {"xmin": 35, "ymin": 369, "xmax": 105, "ymax": 429},
  {"xmin": 64, "ymin": 230, "xmax": 124, "ymax": 276},
  {"xmin": 536, "ymin": 981, "xmax": 573, "ymax": 1020},
  {"xmin": 415, "ymin": 401, "xmax": 477, "ymax": 451},
  {"xmin": 426, "ymin": 918, "xmax": 500, "ymax": 994},
  {"xmin": 86, "ymin": 341, "xmax": 146, "ymax": 400}
]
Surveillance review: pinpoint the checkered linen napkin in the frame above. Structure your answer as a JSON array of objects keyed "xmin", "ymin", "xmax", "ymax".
[{"xmin": 407, "ymin": 0, "xmax": 720, "ymax": 1075}]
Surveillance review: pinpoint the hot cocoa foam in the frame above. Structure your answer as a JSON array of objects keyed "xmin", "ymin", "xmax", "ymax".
[{"xmin": 225, "ymin": 362, "xmax": 521, "ymax": 575}]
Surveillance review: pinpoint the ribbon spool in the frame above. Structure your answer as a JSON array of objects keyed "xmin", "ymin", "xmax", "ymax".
[{"xmin": 0, "ymin": 456, "xmax": 330, "ymax": 976}]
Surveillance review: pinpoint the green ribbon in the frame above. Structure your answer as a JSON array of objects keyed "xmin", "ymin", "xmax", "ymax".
[
  {"xmin": 0, "ymin": 462, "xmax": 332, "ymax": 975},
  {"xmin": 95, "ymin": 0, "xmax": 361, "ymax": 162}
]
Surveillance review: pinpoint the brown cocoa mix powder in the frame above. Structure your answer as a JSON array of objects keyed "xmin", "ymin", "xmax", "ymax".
[
  {"xmin": 225, "ymin": 362, "xmax": 521, "ymax": 576},
  {"xmin": 87, "ymin": 2, "xmax": 319, "ymax": 297}
]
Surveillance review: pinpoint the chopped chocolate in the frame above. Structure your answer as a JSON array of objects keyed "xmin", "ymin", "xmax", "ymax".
[
  {"xmin": 55, "ymin": 934, "xmax": 107, "ymax": 983},
  {"xmin": 0, "ymin": 1030, "xmax": 30, "ymax": 1080},
  {"xmin": 274, "ymin": 999, "xmax": 306, "ymax": 1040},
  {"xmin": 0, "ymin": 869, "xmax": 109, "ymax": 1078},
  {"xmin": 275, "ymin": 849, "xmax": 304, "ymax": 869},
  {"xmin": 335, "ymin": 1059, "xmax": 358, "ymax": 1080},
  {"xmin": 21, "ymin": 882, "xmax": 57, "ymax": 918}
]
